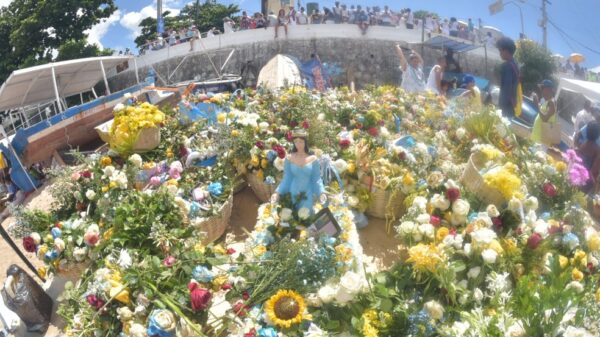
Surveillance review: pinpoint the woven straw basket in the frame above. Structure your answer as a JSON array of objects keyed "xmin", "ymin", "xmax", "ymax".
[
  {"xmin": 460, "ymin": 155, "xmax": 505, "ymax": 207},
  {"xmin": 246, "ymin": 172, "xmax": 276, "ymax": 203},
  {"xmin": 198, "ymin": 195, "xmax": 234, "ymax": 244},
  {"xmin": 133, "ymin": 127, "xmax": 160, "ymax": 152},
  {"xmin": 364, "ymin": 183, "xmax": 405, "ymax": 219},
  {"xmin": 233, "ymin": 175, "xmax": 246, "ymax": 194}
]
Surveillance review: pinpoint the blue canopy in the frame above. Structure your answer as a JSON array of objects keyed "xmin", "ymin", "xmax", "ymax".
[{"xmin": 424, "ymin": 35, "xmax": 480, "ymax": 53}]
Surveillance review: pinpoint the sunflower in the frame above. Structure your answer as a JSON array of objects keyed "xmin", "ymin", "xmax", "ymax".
[{"xmin": 265, "ymin": 290, "xmax": 306, "ymax": 328}]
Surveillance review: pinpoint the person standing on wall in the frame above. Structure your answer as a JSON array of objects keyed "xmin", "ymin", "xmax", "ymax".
[
  {"xmin": 396, "ymin": 44, "xmax": 425, "ymax": 93},
  {"xmin": 496, "ymin": 37, "xmax": 519, "ymax": 119}
]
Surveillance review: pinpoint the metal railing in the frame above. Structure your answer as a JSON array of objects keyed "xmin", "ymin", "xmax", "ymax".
[{"xmin": 2, "ymin": 101, "xmax": 59, "ymax": 137}]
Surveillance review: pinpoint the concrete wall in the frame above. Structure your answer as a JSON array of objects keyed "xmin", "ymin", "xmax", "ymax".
[{"xmin": 109, "ymin": 24, "xmax": 501, "ymax": 91}]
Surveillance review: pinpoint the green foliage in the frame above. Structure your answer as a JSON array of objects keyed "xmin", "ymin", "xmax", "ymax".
[
  {"xmin": 11, "ymin": 208, "xmax": 55, "ymax": 237},
  {"xmin": 134, "ymin": 2, "xmax": 240, "ymax": 48},
  {"xmin": 514, "ymin": 39, "xmax": 557, "ymax": 94},
  {"xmin": 0, "ymin": 0, "xmax": 116, "ymax": 83},
  {"xmin": 56, "ymin": 39, "xmax": 112, "ymax": 61},
  {"xmin": 413, "ymin": 10, "xmax": 440, "ymax": 20}
]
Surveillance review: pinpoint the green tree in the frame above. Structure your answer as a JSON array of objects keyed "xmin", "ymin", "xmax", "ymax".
[
  {"xmin": 413, "ymin": 10, "xmax": 440, "ymax": 20},
  {"xmin": 0, "ymin": 0, "xmax": 116, "ymax": 83},
  {"xmin": 134, "ymin": 11, "xmax": 187, "ymax": 49},
  {"xmin": 56, "ymin": 39, "xmax": 113, "ymax": 61},
  {"xmin": 514, "ymin": 39, "xmax": 557, "ymax": 94}
]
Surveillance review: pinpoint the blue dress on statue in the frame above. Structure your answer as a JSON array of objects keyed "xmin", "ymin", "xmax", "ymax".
[{"xmin": 276, "ymin": 158, "xmax": 325, "ymax": 212}]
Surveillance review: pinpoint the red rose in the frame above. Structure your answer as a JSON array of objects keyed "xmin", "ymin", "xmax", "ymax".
[
  {"xmin": 302, "ymin": 120, "xmax": 310, "ymax": 129},
  {"xmin": 492, "ymin": 217, "xmax": 503, "ymax": 231},
  {"xmin": 398, "ymin": 151, "xmax": 406, "ymax": 160},
  {"xmin": 232, "ymin": 301, "xmax": 250, "ymax": 317},
  {"xmin": 273, "ymin": 145, "xmax": 286, "ymax": 159},
  {"xmin": 86, "ymin": 294, "xmax": 104, "ymax": 310},
  {"xmin": 179, "ymin": 145, "xmax": 189, "ymax": 158},
  {"xmin": 242, "ymin": 291, "xmax": 250, "ymax": 301},
  {"xmin": 449, "ymin": 228, "xmax": 457, "ymax": 236},
  {"xmin": 548, "ymin": 225, "xmax": 563, "ymax": 235},
  {"xmin": 446, "ymin": 188, "xmax": 460, "ymax": 202},
  {"xmin": 289, "ymin": 121, "xmax": 298, "ymax": 128},
  {"xmin": 285, "ymin": 131, "xmax": 293, "ymax": 142},
  {"xmin": 588, "ymin": 262, "xmax": 595, "ymax": 273},
  {"xmin": 244, "ymin": 328, "xmax": 257, "ymax": 337},
  {"xmin": 527, "ymin": 233, "xmax": 543, "ymax": 250},
  {"xmin": 22, "ymin": 236, "xmax": 36, "ymax": 253},
  {"xmin": 162, "ymin": 256, "xmax": 176, "ymax": 267},
  {"xmin": 81, "ymin": 170, "xmax": 92, "ymax": 179},
  {"xmin": 189, "ymin": 282, "xmax": 212, "ymax": 311},
  {"xmin": 378, "ymin": 120, "xmax": 385, "ymax": 126},
  {"xmin": 226, "ymin": 248, "xmax": 236, "ymax": 255},
  {"xmin": 368, "ymin": 127, "xmax": 379, "ymax": 137},
  {"xmin": 255, "ymin": 141, "xmax": 265, "ymax": 150},
  {"xmin": 55, "ymin": 222, "xmax": 63, "ymax": 229},
  {"xmin": 355, "ymin": 122, "xmax": 363, "ymax": 129},
  {"xmin": 221, "ymin": 283, "xmax": 232, "ymax": 290},
  {"xmin": 339, "ymin": 139, "xmax": 351, "ymax": 149},
  {"xmin": 543, "ymin": 182, "xmax": 557, "ymax": 197},
  {"xmin": 430, "ymin": 215, "xmax": 441, "ymax": 227}
]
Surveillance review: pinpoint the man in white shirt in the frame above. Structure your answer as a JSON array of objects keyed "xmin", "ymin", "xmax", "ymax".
[
  {"xmin": 296, "ymin": 7, "xmax": 308, "ymax": 25},
  {"xmin": 573, "ymin": 99, "xmax": 594, "ymax": 138}
]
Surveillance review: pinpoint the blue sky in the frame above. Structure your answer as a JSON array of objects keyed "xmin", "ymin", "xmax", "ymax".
[{"xmin": 95, "ymin": 0, "xmax": 600, "ymax": 67}]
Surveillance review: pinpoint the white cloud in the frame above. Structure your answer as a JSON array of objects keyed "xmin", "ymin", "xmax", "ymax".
[
  {"xmin": 86, "ymin": 9, "xmax": 122, "ymax": 48},
  {"xmin": 120, "ymin": 2, "xmax": 180, "ymax": 39},
  {"xmin": 0, "ymin": 0, "xmax": 11, "ymax": 8}
]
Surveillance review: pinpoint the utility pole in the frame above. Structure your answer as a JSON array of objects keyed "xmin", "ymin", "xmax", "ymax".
[{"xmin": 541, "ymin": 0, "xmax": 550, "ymax": 49}]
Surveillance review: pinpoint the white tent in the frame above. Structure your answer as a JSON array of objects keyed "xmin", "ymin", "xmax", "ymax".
[
  {"xmin": 589, "ymin": 65, "xmax": 600, "ymax": 74},
  {"xmin": 257, "ymin": 54, "xmax": 302, "ymax": 91},
  {"xmin": 0, "ymin": 56, "xmax": 132, "ymax": 112},
  {"xmin": 558, "ymin": 77, "xmax": 600, "ymax": 103}
]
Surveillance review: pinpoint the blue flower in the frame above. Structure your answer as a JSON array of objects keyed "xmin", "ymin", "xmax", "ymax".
[
  {"xmin": 189, "ymin": 202, "xmax": 201, "ymax": 217},
  {"xmin": 208, "ymin": 182, "xmax": 223, "ymax": 197},
  {"xmin": 45, "ymin": 249, "xmax": 59, "ymax": 261},
  {"xmin": 265, "ymin": 176, "xmax": 276, "ymax": 185},
  {"xmin": 258, "ymin": 327, "xmax": 278, "ymax": 337},
  {"xmin": 562, "ymin": 233, "xmax": 580, "ymax": 250},
  {"xmin": 146, "ymin": 310, "xmax": 176, "ymax": 337},
  {"xmin": 266, "ymin": 150, "xmax": 277, "ymax": 162},
  {"xmin": 51, "ymin": 227, "xmax": 62, "ymax": 239},
  {"xmin": 192, "ymin": 265, "xmax": 214, "ymax": 283},
  {"xmin": 254, "ymin": 231, "xmax": 275, "ymax": 246}
]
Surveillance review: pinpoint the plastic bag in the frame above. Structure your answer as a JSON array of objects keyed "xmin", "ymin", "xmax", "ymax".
[{"xmin": 1, "ymin": 264, "xmax": 53, "ymax": 333}]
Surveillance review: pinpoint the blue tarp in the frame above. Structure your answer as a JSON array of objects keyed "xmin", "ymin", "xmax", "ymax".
[
  {"xmin": 12, "ymin": 82, "xmax": 148, "ymax": 156},
  {"xmin": 424, "ymin": 35, "xmax": 480, "ymax": 53},
  {"xmin": 0, "ymin": 143, "xmax": 39, "ymax": 192},
  {"xmin": 299, "ymin": 58, "xmax": 332, "ymax": 92}
]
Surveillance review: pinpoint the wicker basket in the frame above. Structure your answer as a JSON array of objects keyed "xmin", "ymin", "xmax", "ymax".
[
  {"xmin": 197, "ymin": 195, "xmax": 234, "ymax": 244},
  {"xmin": 460, "ymin": 155, "xmax": 505, "ymax": 207},
  {"xmin": 233, "ymin": 175, "xmax": 247, "ymax": 194},
  {"xmin": 365, "ymin": 185, "xmax": 405, "ymax": 219},
  {"xmin": 246, "ymin": 172, "xmax": 276, "ymax": 203},
  {"xmin": 133, "ymin": 127, "xmax": 161, "ymax": 152}
]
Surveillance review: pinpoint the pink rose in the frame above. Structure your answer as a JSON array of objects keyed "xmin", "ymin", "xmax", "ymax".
[
  {"xmin": 84, "ymin": 231, "xmax": 99, "ymax": 247},
  {"xmin": 188, "ymin": 282, "xmax": 212, "ymax": 311},
  {"xmin": 150, "ymin": 176, "xmax": 162, "ymax": 186}
]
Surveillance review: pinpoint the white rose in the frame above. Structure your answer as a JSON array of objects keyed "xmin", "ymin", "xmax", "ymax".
[
  {"xmin": 318, "ymin": 285, "xmax": 336, "ymax": 304},
  {"xmin": 457, "ymin": 279, "xmax": 468, "ymax": 289},
  {"xmin": 464, "ymin": 243, "xmax": 472, "ymax": 256},
  {"xmin": 566, "ymin": 281, "xmax": 584, "ymax": 293},
  {"xmin": 398, "ymin": 221, "xmax": 416, "ymax": 236},
  {"xmin": 152, "ymin": 309, "xmax": 176, "ymax": 333},
  {"xmin": 450, "ymin": 213, "xmax": 467, "ymax": 226},
  {"xmin": 506, "ymin": 321, "xmax": 526, "ymax": 337},
  {"xmin": 419, "ymin": 224, "xmax": 435, "ymax": 239},
  {"xmin": 85, "ymin": 189, "xmax": 96, "ymax": 201},
  {"xmin": 431, "ymin": 194, "xmax": 450, "ymax": 211},
  {"xmin": 30, "ymin": 232, "xmax": 41, "ymax": 245},
  {"xmin": 508, "ymin": 197, "xmax": 523, "ymax": 213},
  {"xmin": 412, "ymin": 196, "xmax": 428, "ymax": 211},
  {"xmin": 563, "ymin": 326, "xmax": 593, "ymax": 337},
  {"xmin": 336, "ymin": 271, "xmax": 364, "ymax": 304},
  {"xmin": 534, "ymin": 220, "xmax": 549, "ymax": 238},
  {"xmin": 347, "ymin": 196, "xmax": 359, "ymax": 207},
  {"xmin": 298, "ymin": 208, "xmax": 310, "ymax": 220},
  {"xmin": 481, "ymin": 249, "xmax": 498, "ymax": 264},
  {"xmin": 305, "ymin": 293, "xmax": 322, "ymax": 307},
  {"xmin": 451, "ymin": 321, "xmax": 470, "ymax": 335},
  {"xmin": 486, "ymin": 204, "xmax": 500, "ymax": 218},
  {"xmin": 452, "ymin": 199, "xmax": 470, "ymax": 216},
  {"xmin": 333, "ymin": 159, "xmax": 348, "ymax": 174},
  {"xmin": 473, "ymin": 288, "xmax": 484, "ymax": 303},
  {"xmin": 113, "ymin": 103, "xmax": 125, "ymax": 112},
  {"xmin": 274, "ymin": 157, "xmax": 285, "ymax": 171},
  {"xmin": 445, "ymin": 179, "xmax": 459, "ymax": 190},
  {"xmin": 129, "ymin": 154, "xmax": 143, "ymax": 168},
  {"xmin": 73, "ymin": 247, "xmax": 88, "ymax": 262},
  {"xmin": 456, "ymin": 127, "xmax": 466, "ymax": 140},
  {"xmin": 317, "ymin": 113, "xmax": 325, "ymax": 121},
  {"xmin": 524, "ymin": 196, "xmax": 539, "ymax": 211},
  {"xmin": 54, "ymin": 238, "xmax": 66, "ymax": 253},
  {"xmin": 423, "ymin": 300, "xmax": 444, "ymax": 320},
  {"xmin": 117, "ymin": 307, "xmax": 134, "ymax": 321},
  {"xmin": 129, "ymin": 323, "xmax": 147, "ymax": 337},
  {"xmin": 471, "ymin": 228, "xmax": 497, "ymax": 246},
  {"xmin": 467, "ymin": 266, "xmax": 481, "ymax": 279},
  {"xmin": 103, "ymin": 165, "xmax": 115, "ymax": 178},
  {"xmin": 416, "ymin": 213, "xmax": 431, "ymax": 224},
  {"xmin": 280, "ymin": 208, "xmax": 293, "ymax": 221}
]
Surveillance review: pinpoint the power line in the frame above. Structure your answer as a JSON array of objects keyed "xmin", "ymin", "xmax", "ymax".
[{"xmin": 546, "ymin": 16, "xmax": 600, "ymax": 56}]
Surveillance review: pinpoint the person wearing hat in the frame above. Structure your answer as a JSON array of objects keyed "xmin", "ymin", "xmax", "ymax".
[
  {"xmin": 459, "ymin": 75, "xmax": 481, "ymax": 109},
  {"xmin": 530, "ymin": 79, "xmax": 558, "ymax": 147},
  {"xmin": 396, "ymin": 44, "xmax": 425, "ymax": 94},
  {"xmin": 496, "ymin": 37, "xmax": 519, "ymax": 118},
  {"xmin": 270, "ymin": 129, "xmax": 326, "ymax": 213}
]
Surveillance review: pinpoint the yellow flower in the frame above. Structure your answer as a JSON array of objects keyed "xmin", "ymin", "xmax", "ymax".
[
  {"xmin": 194, "ymin": 243, "xmax": 205, "ymax": 253},
  {"xmin": 501, "ymin": 238, "xmax": 519, "ymax": 256},
  {"xmin": 103, "ymin": 228, "xmax": 114, "ymax": 240},
  {"xmin": 109, "ymin": 181, "xmax": 118, "ymax": 189},
  {"xmin": 588, "ymin": 234, "xmax": 600, "ymax": 251},
  {"xmin": 38, "ymin": 267, "xmax": 46, "ymax": 279},
  {"xmin": 211, "ymin": 275, "xmax": 228, "ymax": 291},
  {"xmin": 265, "ymin": 290, "xmax": 306, "ymax": 329},
  {"xmin": 261, "ymin": 159, "xmax": 269, "ymax": 169},
  {"xmin": 109, "ymin": 282, "xmax": 130, "ymax": 304},
  {"xmin": 253, "ymin": 245, "xmax": 267, "ymax": 256},
  {"xmin": 559, "ymin": 255, "xmax": 569, "ymax": 269},
  {"xmin": 488, "ymin": 240, "xmax": 504, "ymax": 255},
  {"xmin": 231, "ymin": 129, "xmax": 240, "ymax": 137},
  {"xmin": 100, "ymin": 156, "xmax": 112, "ymax": 166},
  {"xmin": 347, "ymin": 162, "xmax": 356, "ymax": 174},
  {"xmin": 596, "ymin": 288, "xmax": 600, "ymax": 302},
  {"xmin": 45, "ymin": 234, "xmax": 54, "ymax": 243},
  {"xmin": 554, "ymin": 161, "xmax": 567, "ymax": 172},
  {"xmin": 436, "ymin": 227, "xmax": 449, "ymax": 242},
  {"xmin": 213, "ymin": 244, "xmax": 226, "ymax": 255},
  {"xmin": 217, "ymin": 113, "xmax": 227, "ymax": 123},
  {"xmin": 250, "ymin": 155, "xmax": 260, "ymax": 167},
  {"xmin": 143, "ymin": 162, "xmax": 156, "ymax": 170},
  {"xmin": 406, "ymin": 243, "xmax": 446, "ymax": 274},
  {"xmin": 166, "ymin": 179, "xmax": 178, "ymax": 187},
  {"xmin": 256, "ymin": 169, "xmax": 264, "ymax": 181},
  {"xmin": 335, "ymin": 245, "xmax": 353, "ymax": 262},
  {"xmin": 102, "ymin": 185, "xmax": 109, "ymax": 193},
  {"xmin": 574, "ymin": 249, "xmax": 587, "ymax": 266},
  {"xmin": 572, "ymin": 268, "xmax": 584, "ymax": 281},
  {"xmin": 402, "ymin": 173, "xmax": 415, "ymax": 187}
]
